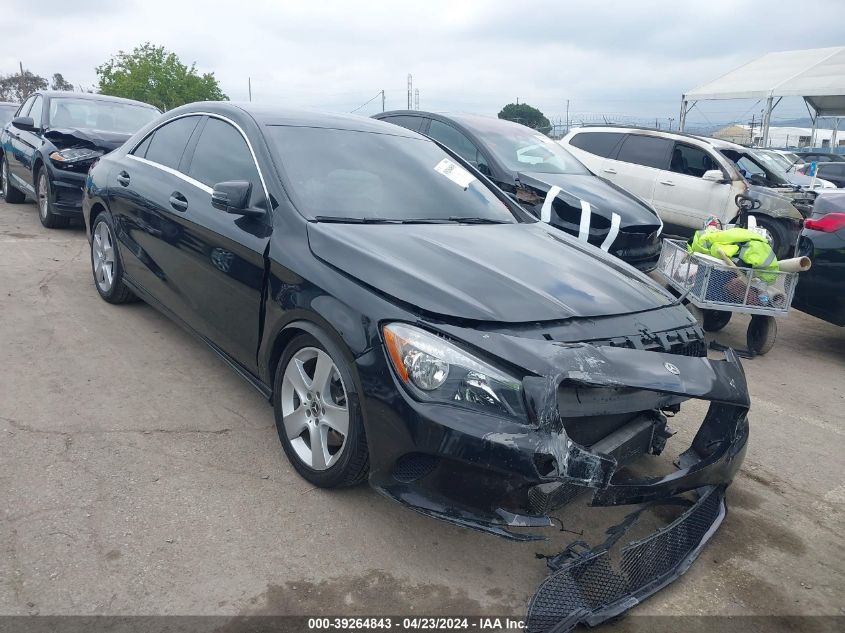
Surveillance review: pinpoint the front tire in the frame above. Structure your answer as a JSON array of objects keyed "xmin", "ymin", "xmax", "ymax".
[
  {"xmin": 91, "ymin": 212, "xmax": 136, "ymax": 304},
  {"xmin": 1, "ymin": 156, "xmax": 25, "ymax": 203},
  {"xmin": 36, "ymin": 166, "xmax": 70, "ymax": 228},
  {"xmin": 273, "ymin": 332, "xmax": 369, "ymax": 488}
]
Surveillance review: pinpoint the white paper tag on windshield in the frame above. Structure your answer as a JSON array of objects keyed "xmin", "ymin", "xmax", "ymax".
[{"xmin": 433, "ymin": 158, "xmax": 476, "ymax": 189}]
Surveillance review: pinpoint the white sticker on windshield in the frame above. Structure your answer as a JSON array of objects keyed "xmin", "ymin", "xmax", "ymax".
[{"xmin": 433, "ymin": 158, "xmax": 476, "ymax": 189}]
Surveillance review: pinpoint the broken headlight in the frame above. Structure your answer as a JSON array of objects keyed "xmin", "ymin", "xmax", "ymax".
[
  {"xmin": 383, "ymin": 323, "xmax": 526, "ymax": 420},
  {"xmin": 49, "ymin": 148, "xmax": 104, "ymax": 164}
]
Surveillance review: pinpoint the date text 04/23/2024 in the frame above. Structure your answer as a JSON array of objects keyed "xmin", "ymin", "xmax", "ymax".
[{"xmin": 307, "ymin": 617, "xmax": 525, "ymax": 631}]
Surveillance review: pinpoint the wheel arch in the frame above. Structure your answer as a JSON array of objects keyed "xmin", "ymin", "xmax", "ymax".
[{"xmin": 266, "ymin": 316, "xmax": 365, "ymax": 400}]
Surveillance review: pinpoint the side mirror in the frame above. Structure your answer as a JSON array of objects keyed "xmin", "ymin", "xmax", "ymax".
[
  {"xmin": 11, "ymin": 116, "xmax": 35, "ymax": 131},
  {"xmin": 211, "ymin": 181, "xmax": 263, "ymax": 217},
  {"xmin": 702, "ymin": 169, "xmax": 726, "ymax": 183}
]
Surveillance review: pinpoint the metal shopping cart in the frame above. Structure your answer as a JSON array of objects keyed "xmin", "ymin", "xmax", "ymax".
[{"xmin": 656, "ymin": 238, "xmax": 799, "ymax": 355}]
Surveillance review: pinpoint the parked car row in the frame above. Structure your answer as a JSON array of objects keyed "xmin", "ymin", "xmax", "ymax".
[{"xmin": 7, "ymin": 94, "xmax": 842, "ymax": 628}]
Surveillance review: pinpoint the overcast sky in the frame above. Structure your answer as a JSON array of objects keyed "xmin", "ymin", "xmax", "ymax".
[{"xmin": 3, "ymin": 0, "xmax": 843, "ymax": 127}]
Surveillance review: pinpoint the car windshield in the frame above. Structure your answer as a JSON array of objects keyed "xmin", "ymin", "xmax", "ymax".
[
  {"xmin": 720, "ymin": 149, "xmax": 791, "ymax": 186},
  {"xmin": 465, "ymin": 120, "xmax": 589, "ymax": 175},
  {"xmin": 48, "ymin": 98, "xmax": 158, "ymax": 134},
  {"xmin": 267, "ymin": 126, "xmax": 519, "ymax": 223},
  {"xmin": 762, "ymin": 151, "xmax": 794, "ymax": 171}
]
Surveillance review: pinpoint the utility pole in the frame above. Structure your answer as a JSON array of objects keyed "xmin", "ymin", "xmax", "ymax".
[
  {"xmin": 19, "ymin": 61, "xmax": 24, "ymax": 100},
  {"xmin": 668, "ymin": 117, "xmax": 675, "ymax": 131},
  {"xmin": 407, "ymin": 74, "xmax": 413, "ymax": 110},
  {"xmin": 381, "ymin": 90, "xmax": 385, "ymax": 112},
  {"xmin": 248, "ymin": 77, "xmax": 252, "ymax": 102},
  {"xmin": 749, "ymin": 114, "xmax": 755, "ymax": 145},
  {"xmin": 414, "ymin": 88, "xmax": 419, "ymax": 110},
  {"xmin": 565, "ymin": 99, "xmax": 569, "ymax": 134}
]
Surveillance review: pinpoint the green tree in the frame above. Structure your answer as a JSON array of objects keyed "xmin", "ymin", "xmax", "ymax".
[
  {"xmin": 51, "ymin": 73, "xmax": 74, "ymax": 91},
  {"xmin": 0, "ymin": 69, "xmax": 48, "ymax": 101},
  {"xmin": 96, "ymin": 43, "xmax": 227, "ymax": 110},
  {"xmin": 498, "ymin": 102, "xmax": 551, "ymax": 132}
]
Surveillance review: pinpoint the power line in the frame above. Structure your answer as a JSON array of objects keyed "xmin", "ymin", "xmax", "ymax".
[{"xmin": 349, "ymin": 91, "xmax": 383, "ymax": 113}]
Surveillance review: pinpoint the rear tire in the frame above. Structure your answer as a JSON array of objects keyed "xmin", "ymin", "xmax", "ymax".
[
  {"xmin": 91, "ymin": 212, "xmax": 136, "ymax": 304},
  {"xmin": 273, "ymin": 332, "xmax": 369, "ymax": 488},
  {"xmin": 1, "ymin": 156, "xmax": 25, "ymax": 203},
  {"xmin": 751, "ymin": 215, "xmax": 790, "ymax": 259},
  {"xmin": 36, "ymin": 166, "xmax": 70, "ymax": 229}
]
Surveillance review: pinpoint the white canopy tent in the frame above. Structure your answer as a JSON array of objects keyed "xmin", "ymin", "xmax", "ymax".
[{"xmin": 680, "ymin": 47, "xmax": 845, "ymax": 147}]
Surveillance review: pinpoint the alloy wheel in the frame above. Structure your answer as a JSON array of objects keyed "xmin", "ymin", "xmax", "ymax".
[
  {"xmin": 280, "ymin": 347, "xmax": 349, "ymax": 470},
  {"xmin": 92, "ymin": 221, "xmax": 116, "ymax": 292},
  {"xmin": 37, "ymin": 172, "xmax": 49, "ymax": 219}
]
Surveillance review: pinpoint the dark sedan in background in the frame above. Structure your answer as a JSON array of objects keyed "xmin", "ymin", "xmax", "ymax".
[
  {"xmin": 794, "ymin": 191, "xmax": 845, "ymax": 326},
  {"xmin": 0, "ymin": 91, "xmax": 158, "ymax": 227},
  {"xmin": 374, "ymin": 111, "xmax": 664, "ymax": 271}
]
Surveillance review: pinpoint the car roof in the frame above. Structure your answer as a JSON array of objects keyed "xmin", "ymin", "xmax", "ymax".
[
  {"xmin": 566, "ymin": 124, "xmax": 733, "ymax": 148},
  {"xmin": 378, "ymin": 109, "xmax": 533, "ymax": 133},
  {"xmin": 207, "ymin": 103, "xmax": 421, "ymax": 136},
  {"xmin": 32, "ymin": 90, "xmax": 158, "ymax": 109}
]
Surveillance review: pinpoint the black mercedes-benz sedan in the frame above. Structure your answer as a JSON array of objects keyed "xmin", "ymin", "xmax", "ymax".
[
  {"xmin": 83, "ymin": 102, "xmax": 749, "ymax": 628},
  {"xmin": 1, "ymin": 91, "xmax": 159, "ymax": 227},
  {"xmin": 794, "ymin": 191, "xmax": 845, "ymax": 326},
  {"xmin": 373, "ymin": 111, "xmax": 664, "ymax": 271}
]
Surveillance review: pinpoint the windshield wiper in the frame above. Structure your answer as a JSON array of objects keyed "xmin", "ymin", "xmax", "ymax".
[
  {"xmin": 313, "ymin": 215, "xmax": 508, "ymax": 225},
  {"xmin": 313, "ymin": 216, "xmax": 403, "ymax": 224},
  {"xmin": 446, "ymin": 216, "xmax": 509, "ymax": 224}
]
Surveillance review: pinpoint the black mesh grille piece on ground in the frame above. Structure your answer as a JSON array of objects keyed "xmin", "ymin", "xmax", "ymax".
[
  {"xmin": 526, "ymin": 487, "xmax": 724, "ymax": 633},
  {"xmin": 392, "ymin": 453, "xmax": 440, "ymax": 483}
]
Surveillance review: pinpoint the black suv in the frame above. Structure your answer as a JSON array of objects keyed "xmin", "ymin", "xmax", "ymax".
[{"xmin": 0, "ymin": 91, "xmax": 159, "ymax": 227}]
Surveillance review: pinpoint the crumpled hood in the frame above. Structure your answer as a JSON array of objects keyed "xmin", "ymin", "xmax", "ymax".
[
  {"xmin": 516, "ymin": 171, "xmax": 661, "ymax": 228},
  {"xmin": 307, "ymin": 221, "xmax": 673, "ymax": 323},
  {"xmin": 44, "ymin": 127, "xmax": 131, "ymax": 152}
]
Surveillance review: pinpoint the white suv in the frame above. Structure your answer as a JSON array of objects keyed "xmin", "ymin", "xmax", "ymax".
[{"xmin": 560, "ymin": 127, "xmax": 804, "ymax": 256}]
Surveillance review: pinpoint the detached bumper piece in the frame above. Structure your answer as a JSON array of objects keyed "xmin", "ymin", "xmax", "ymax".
[{"xmin": 526, "ymin": 486, "xmax": 725, "ymax": 633}]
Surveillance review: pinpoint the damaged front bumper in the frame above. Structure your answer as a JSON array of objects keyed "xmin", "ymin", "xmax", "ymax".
[
  {"xmin": 364, "ymin": 338, "xmax": 748, "ymax": 631},
  {"xmin": 369, "ymin": 342, "xmax": 748, "ymax": 539}
]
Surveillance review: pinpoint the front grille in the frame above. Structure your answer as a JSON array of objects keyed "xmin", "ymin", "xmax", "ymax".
[
  {"xmin": 392, "ymin": 453, "xmax": 440, "ymax": 483},
  {"xmin": 526, "ymin": 486, "xmax": 724, "ymax": 633},
  {"xmin": 590, "ymin": 325, "xmax": 706, "ymax": 358}
]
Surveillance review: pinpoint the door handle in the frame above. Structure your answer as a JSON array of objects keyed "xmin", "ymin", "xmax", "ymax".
[
  {"xmin": 659, "ymin": 180, "xmax": 675, "ymax": 186},
  {"xmin": 117, "ymin": 171, "xmax": 130, "ymax": 186},
  {"xmin": 169, "ymin": 192, "xmax": 188, "ymax": 212},
  {"xmin": 603, "ymin": 168, "xmax": 617, "ymax": 174}
]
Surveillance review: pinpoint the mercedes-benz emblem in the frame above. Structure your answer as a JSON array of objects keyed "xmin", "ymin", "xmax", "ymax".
[{"xmin": 664, "ymin": 362, "xmax": 680, "ymax": 376}]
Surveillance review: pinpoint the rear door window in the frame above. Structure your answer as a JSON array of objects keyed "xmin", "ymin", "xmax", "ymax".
[
  {"xmin": 615, "ymin": 134, "xmax": 672, "ymax": 169},
  {"xmin": 669, "ymin": 143, "xmax": 719, "ymax": 178},
  {"xmin": 142, "ymin": 116, "xmax": 201, "ymax": 170},
  {"xmin": 427, "ymin": 119, "xmax": 487, "ymax": 170},
  {"xmin": 380, "ymin": 115, "xmax": 424, "ymax": 132},
  {"xmin": 569, "ymin": 131, "xmax": 624, "ymax": 158}
]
